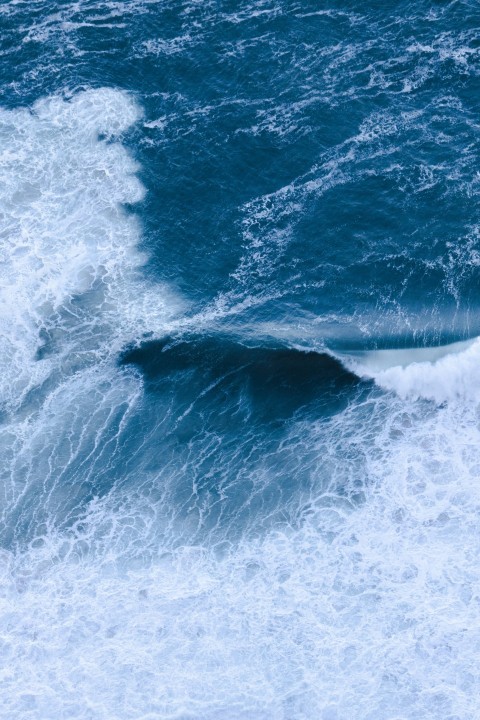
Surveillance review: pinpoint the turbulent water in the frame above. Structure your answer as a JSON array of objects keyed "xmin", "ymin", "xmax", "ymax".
[{"xmin": 1, "ymin": 1, "xmax": 480, "ymax": 718}]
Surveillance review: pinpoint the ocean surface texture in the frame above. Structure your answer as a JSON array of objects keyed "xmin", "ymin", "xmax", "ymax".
[{"xmin": 1, "ymin": 1, "xmax": 480, "ymax": 718}]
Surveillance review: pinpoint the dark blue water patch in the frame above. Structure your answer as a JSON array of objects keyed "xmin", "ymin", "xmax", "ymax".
[
  {"xmin": 121, "ymin": 334, "xmax": 360, "ymax": 424},
  {"xmin": 275, "ymin": 171, "xmax": 480, "ymax": 320}
]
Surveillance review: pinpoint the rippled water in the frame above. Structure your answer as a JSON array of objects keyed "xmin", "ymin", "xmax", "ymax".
[{"xmin": 1, "ymin": 2, "xmax": 480, "ymax": 718}]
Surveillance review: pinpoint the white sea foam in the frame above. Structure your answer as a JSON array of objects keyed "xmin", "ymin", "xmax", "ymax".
[
  {"xmin": 344, "ymin": 337, "xmax": 480, "ymax": 403},
  {"xmin": 0, "ymin": 87, "xmax": 180, "ymax": 411},
  {"xmin": 2, "ymin": 391, "xmax": 480, "ymax": 719}
]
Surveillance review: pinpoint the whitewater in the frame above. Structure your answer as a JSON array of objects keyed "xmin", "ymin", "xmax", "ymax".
[{"xmin": 1, "ymin": 1, "xmax": 480, "ymax": 719}]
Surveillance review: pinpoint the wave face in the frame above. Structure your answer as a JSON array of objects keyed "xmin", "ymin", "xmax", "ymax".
[{"xmin": 1, "ymin": 1, "xmax": 480, "ymax": 719}]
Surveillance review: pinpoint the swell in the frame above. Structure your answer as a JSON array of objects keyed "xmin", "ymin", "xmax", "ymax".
[
  {"xmin": 122, "ymin": 328, "xmax": 480, "ymax": 409},
  {"xmin": 121, "ymin": 333, "xmax": 360, "ymax": 415}
]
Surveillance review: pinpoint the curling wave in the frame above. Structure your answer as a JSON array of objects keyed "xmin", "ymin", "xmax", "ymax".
[{"xmin": 341, "ymin": 337, "xmax": 480, "ymax": 403}]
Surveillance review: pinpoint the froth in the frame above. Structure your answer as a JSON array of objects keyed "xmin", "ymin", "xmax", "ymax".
[
  {"xmin": 2, "ymin": 392, "xmax": 480, "ymax": 719},
  {"xmin": 0, "ymin": 88, "xmax": 178, "ymax": 410},
  {"xmin": 345, "ymin": 337, "xmax": 480, "ymax": 403}
]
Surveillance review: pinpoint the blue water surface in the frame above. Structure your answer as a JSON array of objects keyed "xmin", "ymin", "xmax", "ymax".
[{"xmin": 1, "ymin": 2, "xmax": 480, "ymax": 718}]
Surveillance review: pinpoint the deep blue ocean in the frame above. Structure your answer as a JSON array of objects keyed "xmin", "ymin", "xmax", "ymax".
[{"xmin": 1, "ymin": 1, "xmax": 480, "ymax": 718}]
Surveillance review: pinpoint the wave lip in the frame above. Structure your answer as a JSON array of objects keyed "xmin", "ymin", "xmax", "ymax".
[{"xmin": 341, "ymin": 337, "xmax": 480, "ymax": 403}]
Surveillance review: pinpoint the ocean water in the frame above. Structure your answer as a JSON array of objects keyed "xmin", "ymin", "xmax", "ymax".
[{"xmin": 1, "ymin": 1, "xmax": 480, "ymax": 718}]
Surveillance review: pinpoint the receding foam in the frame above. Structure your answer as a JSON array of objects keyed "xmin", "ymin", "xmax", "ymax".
[{"xmin": 3, "ymin": 389, "xmax": 480, "ymax": 719}]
